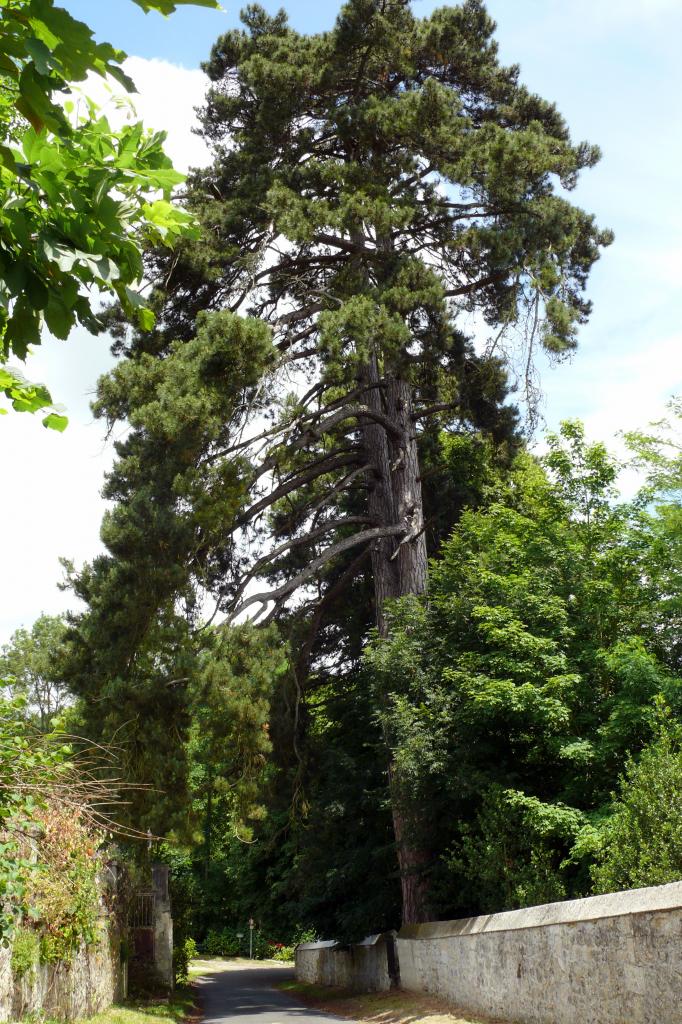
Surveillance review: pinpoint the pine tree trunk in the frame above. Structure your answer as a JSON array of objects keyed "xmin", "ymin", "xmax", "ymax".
[
  {"xmin": 204, "ymin": 765, "xmax": 213, "ymax": 881},
  {"xmin": 362, "ymin": 355, "xmax": 431, "ymax": 924},
  {"xmin": 363, "ymin": 361, "xmax": 428, "ymax": 625},
  {"xmin": 389, "ymin": 768, "xmax": 433, "ymax": 924}
]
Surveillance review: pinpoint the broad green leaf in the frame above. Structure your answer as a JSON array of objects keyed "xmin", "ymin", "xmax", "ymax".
[
  {"xmin": 107, "ymin": 64, "xmax": 137, "ymax": 94},
  {"xmin": 137, "ymin": 306, "xmax": 155, "ymax": 332},
  {"xmin": 0, "ymin": 145, "xmax": 17, "ymax": 171},
  {"xmin": 0, "ymin": 53, "xmax": 18, "ymax": 78},
  {"xmin": 2, "ymin": 196, "xmax": 28, "ymax": 211},
  {"xmin": 23, "ymin": 36, "xmax": 54, "ymax": 76},
  {"xmin": 42, "ymin": 411, "xmax": 68, "ymax": 431},
  {"xmin": 133, "ymin": 167, "xmax": 185, "ymax": 190},
  {"xmin": 4, "ymin": 298, "xmax": 40, "ymax": 359},
  {"xmin": 131, "ymin": 0, "xmax": 220, "ymax": 12},
  {"xmin": 0, "ymin": 0, "xmax": 216, "ymax": 424},
  {"xmin": 44, "ymin": 292, "xmax": 74, "ymax": 340}
]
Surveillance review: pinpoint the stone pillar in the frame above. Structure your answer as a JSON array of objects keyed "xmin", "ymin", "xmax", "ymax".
[{"xmin": 151, "ymin": 864, "xmax": 173, "ymax": 991}]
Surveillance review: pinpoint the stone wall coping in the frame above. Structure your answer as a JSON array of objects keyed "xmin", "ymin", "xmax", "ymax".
[
  {"xmin": 297, "ymin": 931, "xmax": 393, "ymax": 951},
  {"xmin": 398, "ymin": 880, "xmax": 682, "ymax": 940}
]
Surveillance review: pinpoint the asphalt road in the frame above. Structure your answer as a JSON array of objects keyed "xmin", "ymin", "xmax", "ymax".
[{"xmin": 196, "ymin": 961, "xmax": 354, "ymax": 1024}]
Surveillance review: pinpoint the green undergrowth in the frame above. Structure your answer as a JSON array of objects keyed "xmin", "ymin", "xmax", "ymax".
[
  {"xmin": 86, "ymin": 987, "xmax": 197, "ymax": 1024},
  {"xmin": 15, "ymin": 985, "xmax": 198, "ymax": 1024}
]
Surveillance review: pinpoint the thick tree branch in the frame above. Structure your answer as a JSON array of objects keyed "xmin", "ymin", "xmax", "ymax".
[
  {"xmin": 276, "ymin": 301, "xmax": 326, "ymax": 327},
  {"xmin": 412, "ymin": 402, "xmax": 458, "ymax": 421},
  {"xmin": 296, "ymin": 545, "xmax": 372, "ymax": 678},
  {"xmin": 312, "ymin": 232, "xmax": 381, "ymax": 257},
  {"xmin": 295, "ymin": 404, "xmax": 405, "ymax": 448},
  {"xmin": 264, "ymin": 444, "xmax": 360, "ymax": 490},
  {"xmin": 229, "ymin": 524, "xmax": 405, "ymax": 621},
  {"xmin": 238, "ymin": 451, "xmax": 361, "ymax": 526},
  {"xmin": 228, "ymin": 515, "xmax": 375, "ymax": 610},
  {"xmin": 306, "ymin": 462, "xmax": 372, "ymax": 518},
  {"xmin": 205, "ymin": 381, "xmax": 388, "ymax": 466},
  {"xmin": 445, "ymin": 270, "xmax": 508, "ymax": 297}
]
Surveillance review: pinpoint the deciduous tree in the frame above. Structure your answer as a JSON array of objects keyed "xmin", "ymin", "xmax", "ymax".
[
  {"xmin": 0, "ymin": 0, "xmax": 219, "ymax": 425},
  {"xmin": 0, "ymin": 614, "xmax": 69, "ymax": 730}
]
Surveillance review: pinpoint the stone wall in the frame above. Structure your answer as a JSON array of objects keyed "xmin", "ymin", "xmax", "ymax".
[
  {"xmin": 0, "ymin": 917, "xmax": 124, "ymax": 1022},
  {"xmin": 296, "ymin": 933, "xmax": 397, "ymax": 992},
  {"xmin": 397, "ymin": 881, "xmax": 682, "ymax": 1024}
]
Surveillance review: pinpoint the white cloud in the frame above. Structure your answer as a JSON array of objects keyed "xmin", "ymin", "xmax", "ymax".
[
  {"xmin": 117, "ymin": 57, "xmax": 211, "ymax": 173},
  {"xmin": 79, "ymin": 57, "xmax": 211, "ymax": 173},
  {"xmin": 547, "ymin": 333, "xmax": 682, "ymax": 440},
  {"xmin": 534, "ymin": 331, "xmax": 682, "ymax": 499},
  {"xmin": 1, "ymin": 395, "xmax": 114, "ymax": 641}
]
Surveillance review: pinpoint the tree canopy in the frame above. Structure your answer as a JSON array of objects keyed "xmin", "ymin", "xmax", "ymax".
[
  {"xmin": 0, "ymin": 0, "xmax": 219, "ymax": 426},
  {"xmin": 62, "ymin": 0, "xmax": 614, "ymax": 923},
  {"xmin": 0, "ymin": 614, "xmax": 69, "ymax": 730},
  {"xmin": 130, "ymin": 413, "xmax": 682, "ymax": 944}
]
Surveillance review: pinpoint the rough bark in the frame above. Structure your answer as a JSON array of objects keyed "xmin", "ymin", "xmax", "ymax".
[
  {"xmin": 363, "ymin": 362, "xmax": 428, "ymax": 627},
  {"xmin": 362, "ymin": 354, "xmax": 431, "ymax": 924},
  {"xmin": 389, "ymin": 767, "xmax": 433, "ymax": 924}
]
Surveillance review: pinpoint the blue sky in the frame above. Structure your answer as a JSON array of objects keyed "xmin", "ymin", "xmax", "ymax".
[
  {"xmin": 63, "ymin": 0, "xmax": 388, "ymax": 62},
  {"xmin": 3, "ymin": 0, "xmax": 682, "ymax": 642}
]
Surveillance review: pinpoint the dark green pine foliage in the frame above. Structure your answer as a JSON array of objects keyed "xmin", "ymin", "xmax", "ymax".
[
  {"xmin": 61, "ymin": 312, "xmax": 278, "ymax": 836},
  {"xmin": 72, "ymin": 0, "xmax": 609, "ymax": 922}
]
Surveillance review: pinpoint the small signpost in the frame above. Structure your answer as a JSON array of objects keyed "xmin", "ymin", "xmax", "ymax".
[{"xmin": 249, "ymin": 917, "xmax": 255, "ymax": 959}]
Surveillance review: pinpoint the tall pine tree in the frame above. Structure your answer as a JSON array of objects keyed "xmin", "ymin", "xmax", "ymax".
[{"xmin": 84, "ymin": 0, "xmax": 610, "ymax": 922}]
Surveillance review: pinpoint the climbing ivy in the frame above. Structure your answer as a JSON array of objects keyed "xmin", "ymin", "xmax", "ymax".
[
  {"xmin": 28, "ymin": 802, "xmax": 102, "ymax": 963},
  {"xmin": 0, "ymin": 685, "xmax": 66, "ymax": 942}
]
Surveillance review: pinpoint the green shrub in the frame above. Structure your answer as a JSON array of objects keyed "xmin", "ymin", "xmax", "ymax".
[
  {"xmin": 174, "ymin": 935, "xmax": 200, "ymax": 983},
  {"xmin": 173, "ymin": 944, "xmax": 189, "ymax": 985},
  {"xmin": 592, "ymin": 717, "xmax": 682, "ymax": 893},
  {"xmin": 173, "ymin": 935, "xmax": 200, "ymax": 984},
  {"xmin": 202, "ymin": 927, "xmax": 242, "ymax": 957},
  {"xmin": 270, "ymin": 944, "xmax": 295, "ymax": 962},
  {"xmin": 446, "ymin": 785, "xmax": 585, "ymax": 912},
  {"xmin": 250, "ymin": 930, "xmax": 273, "ymax": 960},
  {"xmin": 11, "ymin": 928, "xmax": 40, "ymax": 978},
  {"xmin": 200, "ymin": 926, "xmax": 296, "ymax": 960}
]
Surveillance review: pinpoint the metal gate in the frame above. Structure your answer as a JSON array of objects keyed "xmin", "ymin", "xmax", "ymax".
[{"xmin": 130, "ymin": 891, "xmax": 155, "ymax": 962}]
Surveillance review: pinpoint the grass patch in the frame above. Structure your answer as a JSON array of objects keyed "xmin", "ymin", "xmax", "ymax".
[
  {"xmin": 277, "ymin": 979, "xmax": 508, "ymax": 1024},
  {"xmin": 189, "ymin": 956, "xmax": 292, "ymax": 979},
  {"xmin": 80, "ymin": 985, "xmax": 198, "ymax": 1024}
]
